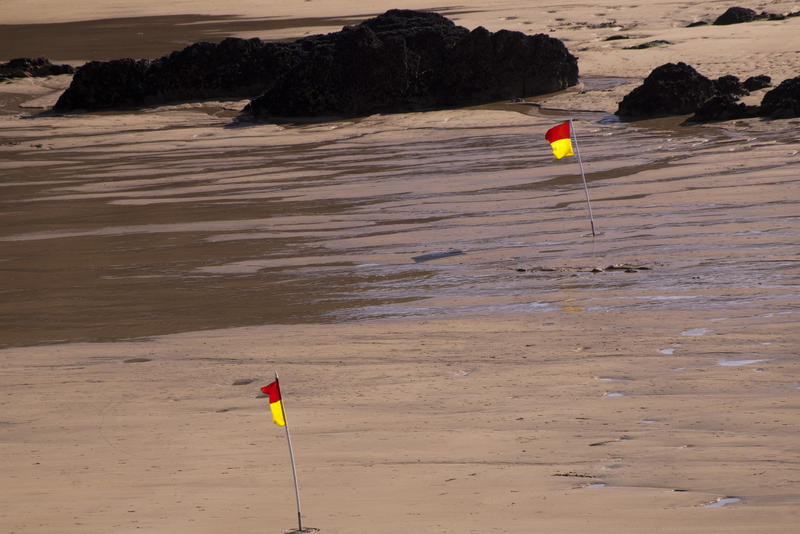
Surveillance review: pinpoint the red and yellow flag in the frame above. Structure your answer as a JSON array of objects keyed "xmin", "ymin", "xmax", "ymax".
[
  {"xmin": 261, "ymin": 380, "xmax": 286, "ymax": 426},
  {"xmin": 545, "ymin": 121, "xmax": 574, "ymax": 159}
]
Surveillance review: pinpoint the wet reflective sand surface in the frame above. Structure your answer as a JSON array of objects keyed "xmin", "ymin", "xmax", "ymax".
[{"xmin": 1, "ymin": 93, "xmax": 798, "ymax": 347}]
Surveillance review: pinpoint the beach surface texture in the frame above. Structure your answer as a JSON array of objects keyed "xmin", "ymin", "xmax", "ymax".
[{"xmin": 1, "ymin": 1, "xmax": 799, "ymax": 533}]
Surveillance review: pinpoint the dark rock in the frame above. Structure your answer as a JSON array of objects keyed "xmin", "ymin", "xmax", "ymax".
[
  {"xmin": 743, "ymin": 74, "xmax": 771, "ymax": 91},
  {"xmin": 683, "ymin": 6, "xmax": 796, "ymax": 27},
  {"xmin": 55, "ymin": 58, "xmax": 150, "ymax": 110},
  {"xmin": 604, "ymin": 34, "xmax": 630, "ymax": 41},
  {"xmin": 0, "ymin": 57, "xmax": 74, "ymax": 81},
  {"xmin": 443, "ymin": 27, "xmax": 578, "ymax": 103},
  {"xmin": 623, "ymin": 40, "xmax": 671, "ymax": 50},
  {"xmin": 759, "ymin": 77, "xmax": 800, "ymax": 118},
  {"xmin": 246, "ymin": 10, "xmax": 578, "ymax": 119},
  {"xmin": 144, "ymin": 37, "xmax": 304, "ymax": 104},
  {"xmin": 688, "ymin": 94, "xmax": 759, "ymax": 122},
  {"xmin": 245, "ymin": 23, "xmax": 421, "ymax": 118},
  {"xmin": 616, "ymin": 62, "xmax": 714, "ymax": 118},
  {"xmin": 713, "ymin": 7, "xmax": 758, "ymax": 25},
  {"xmin": 55, "ymin": 38, "xmax": 303, "ymax": 111},
  {"xmin": 616, "ymin": 63, "xmax": 783, "ymax": 122},
  {"xmin": 54, "ymin": 9, "xmax": 578, "ymax": 117},
  {"xmin": 713, "ymin": 75, "xmax": 748, "ymax": 97}
]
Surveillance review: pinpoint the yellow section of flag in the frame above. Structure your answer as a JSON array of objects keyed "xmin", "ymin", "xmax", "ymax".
[
  {"xmin": 269, "ymin": 399, "xmax": 286, "ymax": 426},
  {"xmin": 261, "ymin": 380, "xmax": 286, "ymax": 426},
  {"xmin": 545, "ymin": 121, "xmax": 574, "ymax": 159}
]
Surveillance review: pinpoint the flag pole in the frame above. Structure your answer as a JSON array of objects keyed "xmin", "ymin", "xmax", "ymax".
[
  {"xmin": 276, "ymin": 372, "xmax": 303, "ymax": 532},
  {"xmin": 569, "ymin": 119, "xmax": 597, "ymax": 237}
]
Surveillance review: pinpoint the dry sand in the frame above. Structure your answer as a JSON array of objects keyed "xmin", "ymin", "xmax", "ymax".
[{"xmin": 2, "ymin": 1, "xmax": 800, "ymax": 533}]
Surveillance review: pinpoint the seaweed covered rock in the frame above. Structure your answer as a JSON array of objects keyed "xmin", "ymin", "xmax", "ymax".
[
  {"xmin": 245, "ymin": 19, "xmax": 438, "ymax": 117},
  {"xmin": 54, "ymin": 58, "xmax": 150, "ymax": 109},
  {"xmin": 143, "ymin": 38, "xmax": 303, "ymax": 104},
  {"xmin": 246, "ymin": 10, "xmax": 578, "ymax": 119},
  {"xmin": 689, "ymin": 7, "xmax": 800, "ymax": 27},
  {"xmin": 743, "ymin": 75, "xmax": 771, "ymax": 91},
  {"xmin": 443, "ymin": 27, "xmax": 578, "ymax": 104},
  {"xmin": 713, "ymin": 75, "xmax": 748, "ymax": 97},
  {"xmin": 0, "ymin": 57, "xmax": 74, "ymax": 81},
  {"xmin": 687, "ymin": 75, "xmax": 757, "ymax": 122},
  {"xmin": 760, "ymin": 76, "xmax": 800, "ymax": 118},
  {"xmin": 712, "ymin": 6, "xmax": 800, "ymax": 24},
  {"xmin": 689, "ymin": 94, "xmax": 759, "ymax": 122},
  {"xmin": 55, "ymin": 38, "xmax": 300, "ymax": 111},
  {"xmin": 616, "ymin": 63, "xmax": 781, "ymax": 121},
  {"xmin": 713, "ymin": 7, "xmax": 758, "ymax": 25},
  {"xmin": 54, "ymin": 9, "xmax": 578, "ymax": 117},
  {"xmin": 616, "ymin": 62, "xmax": 715, "ymax": 118}
]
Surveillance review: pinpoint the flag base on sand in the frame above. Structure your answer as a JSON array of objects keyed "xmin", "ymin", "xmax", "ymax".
[{"xmin": 285, "ymin": 528, "xmax": 319, "ymax": 534}]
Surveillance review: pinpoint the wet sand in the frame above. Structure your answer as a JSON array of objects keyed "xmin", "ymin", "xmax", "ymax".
[
  {"xmin": 2, "ymin": 99, "xmax": 797, "ymax": 347},
  {"xmin": 2, "ymin": 1, "xmax": 800, "ymax": 533},
  {"xmin": 0, "ymin": 15, "xmax": 372, "ymax": 62}
]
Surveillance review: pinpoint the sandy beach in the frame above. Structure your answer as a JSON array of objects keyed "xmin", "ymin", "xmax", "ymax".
[{"xmin": 2, "ymin": 1, "xmax": 799, "ymax": 533}]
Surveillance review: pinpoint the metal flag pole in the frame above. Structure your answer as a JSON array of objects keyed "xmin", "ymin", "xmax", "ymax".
[
  {"xmin": 276, "ymin": 372, "xmax": 303, "ymax": 532},
  {"xmin": 569, "ymin": 119, "xmax": 597, "ymax": 237}
]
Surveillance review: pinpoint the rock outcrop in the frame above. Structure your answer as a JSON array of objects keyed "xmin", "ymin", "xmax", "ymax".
[
  {"xmin": 760, "ymin": 77, "xmax": 800, "ymax": 118},
  {"xmin": 616, "ymin": 62, "xmax": 715, "ymax": 118},
  {"xmin": 713, "ymin": 7, "xmax": 759, "ymax": 25},
  {"xmin": 246, "ymin": 10, "xmax": 577, "ymax": 119},
  {"xmin": 689, "ymin": 7, "xmax": 800, "ymax": 27},
  {"xmin": 615, "ymin": 63, "xmax": 791, "ymax": 122},
  {"xmin": 714, "ymin": 6, "xmax": 800, "ymax": 24},
  {"xmin": 54, "ymin": 10, "xmax": 578, "ymax": 118},
  {"xmin": 742, "ymin": 75, "xmax": 771, "ymax": 91},
  {"xmin": 54, "ymin": 58, "xmax": 150, "ymax": 109},
  {"xmin": 690, "ymin": 94, "xmax": 759, "ymax": 122},
  {"xmin": 54, "ymin": 38, "xmax": 300, "ymax": 111},
  {"xmin": 0, "ymin": 58, "xmax": 74, "ymax": 81}
]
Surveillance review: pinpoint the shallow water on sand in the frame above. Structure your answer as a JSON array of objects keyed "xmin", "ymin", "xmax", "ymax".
[{"xmin": 1, "ymin": 95, "xmax": 799, "ymax": 347}]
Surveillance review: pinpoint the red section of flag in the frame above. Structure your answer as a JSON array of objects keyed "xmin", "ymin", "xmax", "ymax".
[
  {"xmin": 261, "ymin": 380, "xmax": 282, "ymax": 403},
  {"xmin": 545, "ymin": 121, "xmax": 571, "ymax": 143}
]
